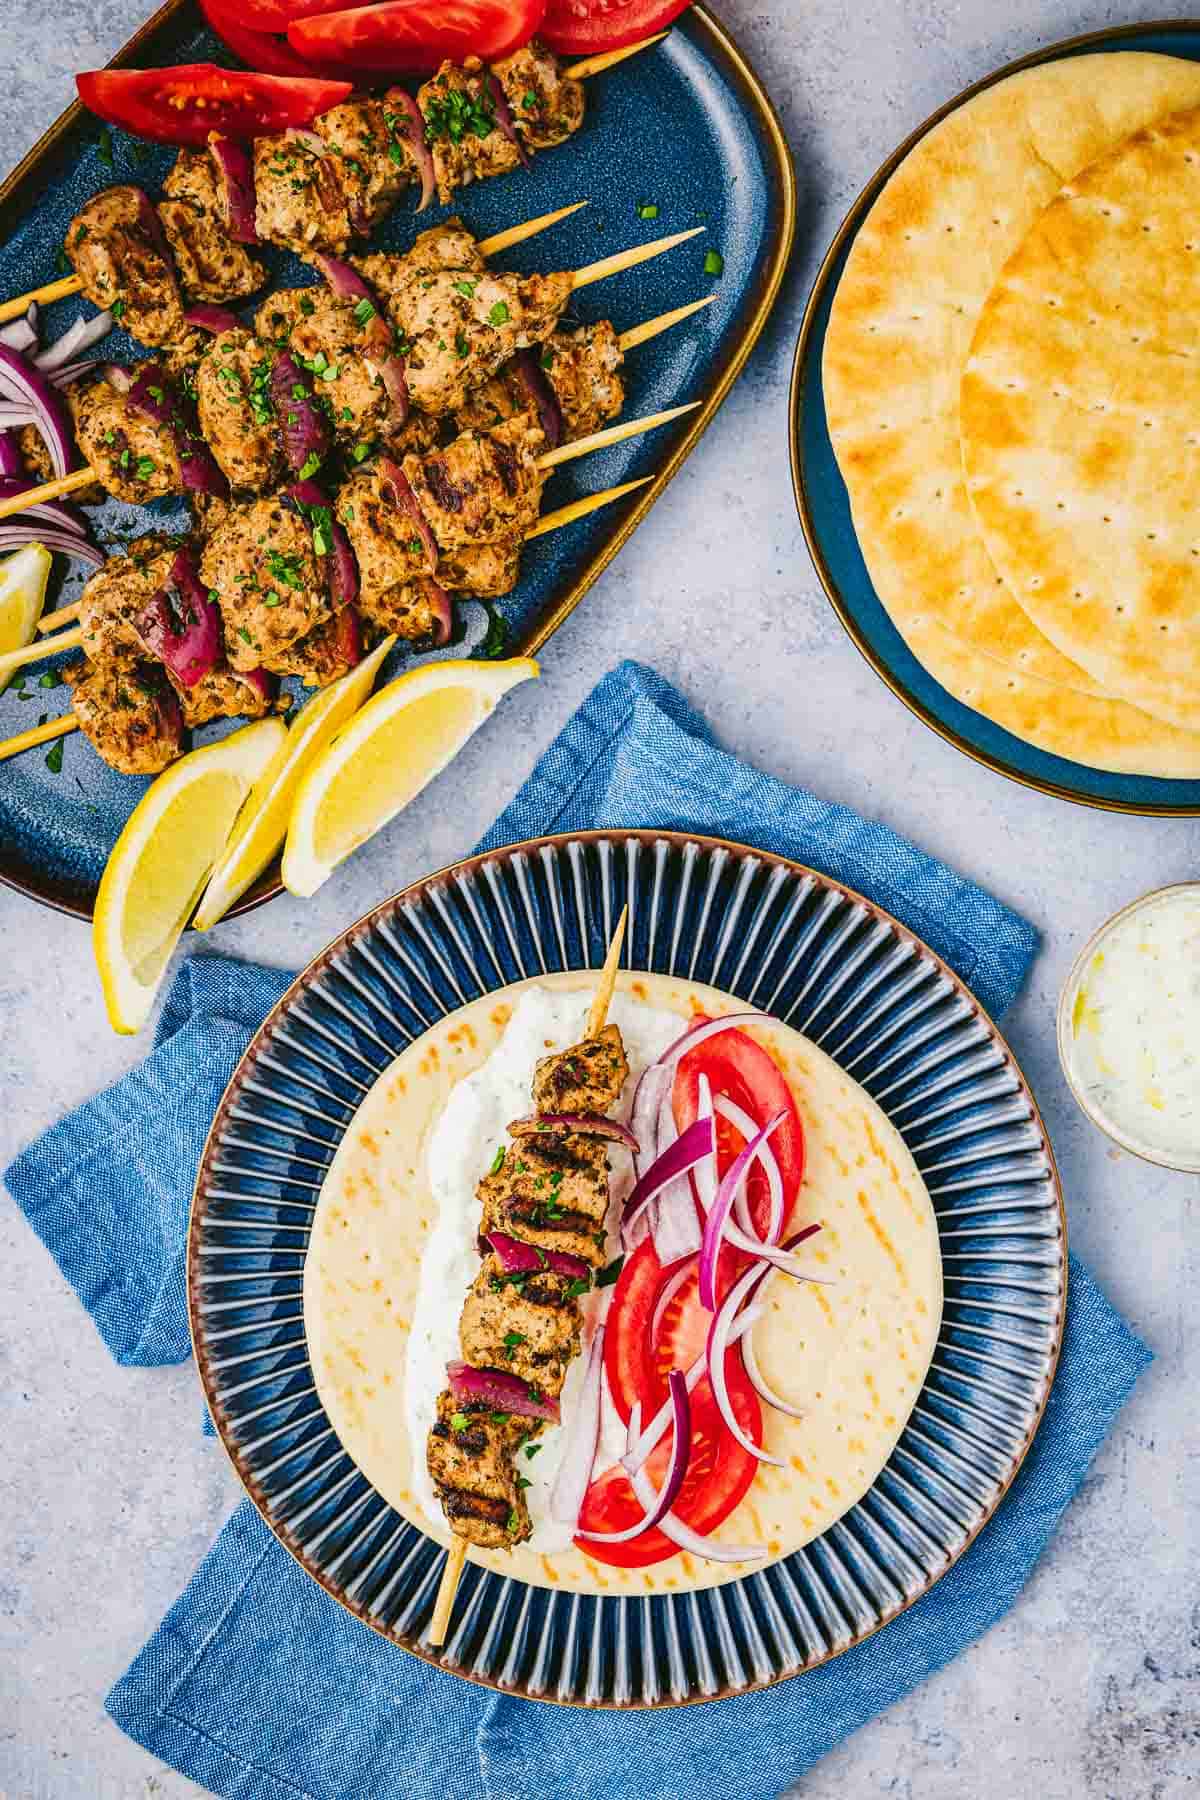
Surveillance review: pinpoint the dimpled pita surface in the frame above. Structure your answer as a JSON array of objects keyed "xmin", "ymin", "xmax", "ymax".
[
  {"xmin": 961, "ymin": 103, "xmax": 1200, "ymax": 733},
  {"xmin": 822, "ymin": 51, "xmax": 1200, "ymax": 775}
]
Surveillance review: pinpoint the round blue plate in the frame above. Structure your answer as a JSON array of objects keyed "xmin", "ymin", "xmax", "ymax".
[
  {"xmin": 790, "ymin": 20, "xmax": 1200, "ymax": 816},
  {"xmin": 189, "ymin": 831, "xmax": 1067, "ymax": 1706}
]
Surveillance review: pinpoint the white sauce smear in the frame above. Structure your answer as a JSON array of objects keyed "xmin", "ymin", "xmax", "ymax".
[
  {"xmin": 1066, "ymin": 887, "xmax": 1200, "ymax": 1167},
  {"xmin": 404, "ymin": 984, "xmax": 682, "ymax": 1552}
]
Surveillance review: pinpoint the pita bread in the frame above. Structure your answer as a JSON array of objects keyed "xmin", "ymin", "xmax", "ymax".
[{"xmin": 823, "ymin": 52, "xmax": 1200, "ymax": 773}]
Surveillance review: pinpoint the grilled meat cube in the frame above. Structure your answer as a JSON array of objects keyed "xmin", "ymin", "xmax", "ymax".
[
  {"xmin": 269, "ymin": 606, "xmax": 360, "ymax": 687},
  {"xmin": 176, "ymin": 665, "xmax": 274, "ymax": 728},
  {"xmin": 315, "ymin": 96, "xmax": 411, "ymax": 237},
  {"xmin": 78, "ymin": 534, "xmax": 179, "ymax": 662},
  {"xmin": 478, "ymin": 1136, "xmax": 613, "ymax": 1274},
  {"xmin": 65, "ymin": 655, "xmax": 182, "ymax": 775},
  {"xmin": 336, "ymin": 466, "xmax": 439, "ymax": 639},
  {"xmin": 200, "ymin": 494, "xmax": 331, "ymax": 672},
  {"xmin": 159, "ymin": 150, "xmax": 266, "ymax": 303},
  {"xmin": 427, "ymin": 1392, "xmax": 534, "ymax": 1548},
  {"xmin": 439, "ymin": 537, "xmax": 520, "ymax": 598},
  {"xmin": 492, "ymin": 39, "xmax": 585, "ymax": 152},
  {"xmin": 72, "ymin": 370, "xmax": 182, "ymax": 503},
  {"xmin": 403, "ymin": 414, "xmax": 544, "ymax": 552},
  {"xmin": 354, "ymin": 217, "xmax": 486, "ymax": 309},
  {"xmin": 66, "ymin": 186, "xmax": 187, "ymax": 348},
  {"xmin": 533, "ymin": 1023, "xmax": 629, "ymax": 1116},
  {"xmin": 255, "ymin": 286, "xmax": 390, "ymax": 446},
  {"xmin": 478, "ymin": 1185, "xmax": 606, "ymax": 1273},
  {"xmin": 17, "ymin": 423, "xmax": 51, "ymax": 484},
  {"xmin": 254, "ymin": 135, "xmax": 352, "ymax": 256},
  {"xmin": 194, "ymin": 327, "xmax": 282, "ymax": 494},
  {"xmin": 542, "ymin": 321, "xmax": 624, "ymax": 439},
  {"xmin": 189, "ymin": 490, "xmax": 232, "ymax": 540},
  {"xmin": 419, "ymin": 58, "xmax": 523, "ymax": 205},
  {"xmin": 460, "ymin": 1258, "xmax": 581, "ymax": 1396},
  {"xmin": 385, "ymin": 267, "xmax": 574, "ymax": 416}
]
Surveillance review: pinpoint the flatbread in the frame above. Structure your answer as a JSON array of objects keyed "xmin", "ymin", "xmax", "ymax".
[
  {"xmin": 823, "ymin": 52, "xmax": 1200, "ymax": 774},
  {"xmin": 961, "ymin": 104, "xmax": 1200, "ymax": 732},
  {"xmin": 303, "ymin": 972, "xmax": 942, "ymax": 1598}
]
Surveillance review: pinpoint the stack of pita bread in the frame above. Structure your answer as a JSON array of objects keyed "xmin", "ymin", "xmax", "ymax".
[{"xmin": 823, "ymin": 52, "xmax": 1200, "ymax": 776}]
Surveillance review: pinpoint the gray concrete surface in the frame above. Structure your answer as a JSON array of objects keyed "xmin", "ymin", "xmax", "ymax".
[{"xmin": 1, "ymin": 3, "xmax": 1197, "ymax": 1796}]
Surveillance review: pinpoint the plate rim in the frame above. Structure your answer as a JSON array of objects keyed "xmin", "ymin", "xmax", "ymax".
[
  {"xmin": 788, "ymin": 16, "xmax": 1200, "ymax": 818},
  {"xmin": 187, "ymin": 825, "xmax": 1069, "ymax": 1707},
  {"xmin": 0, "ymin": 2, "xmax": 797, "ymax": 923}
]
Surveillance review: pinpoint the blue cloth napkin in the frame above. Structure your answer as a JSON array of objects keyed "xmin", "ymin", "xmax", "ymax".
[{"xmin": 6, "ymin": 661, "xmax": 1150, "ymax": 1800}]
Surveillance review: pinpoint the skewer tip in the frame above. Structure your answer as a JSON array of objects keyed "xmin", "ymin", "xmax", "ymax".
[
  {"xmin": 586, "ymin": 904, "xmax": 628, "ymax": 1036},
  {"xmin": 566, "ymin": 31, "xmax": 671, "ymax": 81}
]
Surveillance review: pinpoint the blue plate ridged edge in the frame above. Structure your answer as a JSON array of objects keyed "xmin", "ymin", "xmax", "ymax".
[
  {"xmin": 188, "ymin": 829, "xmax": 1067, "ymax": 1707},
  {"xmin": 789, "ymin": 19, "xmax": 1200, "ymax": 817}
]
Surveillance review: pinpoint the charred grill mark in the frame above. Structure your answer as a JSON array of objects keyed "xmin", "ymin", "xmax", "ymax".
[{"xmin": 424, "ymin": 457, "xmax": 464, "ymax": 513}]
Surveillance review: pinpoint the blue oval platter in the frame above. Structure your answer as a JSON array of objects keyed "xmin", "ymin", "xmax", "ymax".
[
  {"xmin": 790, "ymin": 20, "xmax": 1200, "ymax": 817},
  {"xmin": 189, "ymin": 830, "xmax": 1067, "ymax": 1706},
  {"xmin": 0, "ymin": 3, "xmax": 794, "ymax": 917}
]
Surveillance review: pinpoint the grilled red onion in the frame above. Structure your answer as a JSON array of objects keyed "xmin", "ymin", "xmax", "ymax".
[
  {"xmin": 123, "ymin": 366, "xmax": 229, "ymax": 500},
  {"xmin": 0, "ymin": 346, "xmax": 76, "ymax": 479},
  {"xmin": 487, "ymin": 1232, "xmax": 593, "ymax": 1284},
  {"xmin": 697, "ymin": 1110, "xmax": 787, "ymax": 1312},
  {"xmin": 511, "ymin": 347, "xmax": 563, "ymax": 450},
  {"xmin": 48, "ymin": 360, "xmax": 98, "ymax": 388},
  {"xmin": 508, "ymin": 1113, "xmax": 639, "ymax": 1152},
  {"xmin": 35, "ymin": 309, "xmax": 112, "ymax": 371},
  {"xmin": 579, "ymin": 1372, "xmax": 691, "ymax": 1544},
  {"xmin": 0, "ymin": 436, "xmax": 23, "ymax": 481},
  {"xmin": 185, "ymin": 303, "xmax": 242, "ymax": 335},
  {"xmin": 285, "ymin": 128, "xmax": 343, "ymax": 215},
  {"xmin": 0, "ymin": 525, "xmax": 103, "ymax": 565},
  {"xmin": 270, "ymin": 350, "xmax": 331, "ymax": 477},
  {"xmin": 125, "ymin": 365, "xmax": 175, "ymax": 427},
  {"xmin": 446, "ymin": 1360, "xmax": 559, "ymax": 1423},
  {"xmin": 377, "ymin": 456, "xmax": 437, "ymax": 571},
  {"xmin": 137, "ymin": 549, "xmax": 222, "ymax": 689},
  {"xmin": 421, "ymin": 575, "xmax": 453, "ymax": 647},
  {"xmin": 102, "ymin": 362, "xmax": 133, "ymax": 393},
  {"xmin": 333, "ymin": 601, "xmax": 364, "ymax": 666},
  {"xmin": 234, "ymin": 665, "xmax": 277, "ymax": 707},
  {"xmin": 208, "ymin": 135, "xmax": 259, "ymax": 244},
  {"xmin": 385, "ymin": 87, "xmax": 434, "ymax": 211},
  {"xmin": 484, "ymin": 71, "xmax": 531, "ymax": 172},
  {"xmin": 134, "ymin": 188, "xmax": 177, "ymax": 277},
  {"xmin": 549, "ymin": 1326, "xmax": 605, "ymax": 1527},
  {"xmin": 310, "ymin": 253, "xmax": 371, "ymax": 304},
  {"xmin": 312, "ymin": 258, "xmax": 409, "ymax": 430},
  {"xmin": 284, "ymin": 478, "xmax": 357, "ymax": 608}
]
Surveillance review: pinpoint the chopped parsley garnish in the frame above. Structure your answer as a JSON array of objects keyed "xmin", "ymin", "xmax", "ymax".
[
  {"xmin": 503, "ymin": 1331, "xmax": 525, "ymax": 1349},
  {"xmin": 704, "ymin": 249, "xmax": 725, "ymax": 278},
  {"xmin": 74, "ymin": 224, "xmax": 88, "ymax": 246},
  {"xmin": 111, "ymin": 299, "xmax": 125, "ymax": 321},
  {"xmin": 236, "ymin": 626, "xmax": 253, "ymax": 645},
  {"xmin": 56, "ymin": 247, "xmax": 71, "ymax": 275},
  {"xmin": 96, "ymin": 127, "xmax": 113, "ymax": 168},
  {"xmin": 38, "ymin": 670, "xmax": 60, "ymax": 689},
  {"xmin": 522, "ymin": 90, "xmax": 538, "ymax": 111},
  {"xmin": 147, "ymin": 385, "xmax": 164, "ymax": 402},
  {"xmin": 540, "ymin": 345, "xmax": 555, "ymax": 370},
  {"xmin": 423, "ymin": 86, "xmax": 496, "ymax": 146},
  {"xmin": 523, "ymin": 1443, "xmax": 542, "ymax": 1460},
  {"xmin": 565, "ymin": 1277, "xmax": 591, "ymax": 1298},
  {"xmin": 135, "ymin": 456, "xmax": 155, "ymax": 481},
  {"xmin": 487, "ymin": 301, "xmax": 510, "ymax": 327},
  {"xmin": 596, "ymin": 1256, "xmax": 624, "ymax": 1288},
  {"xmin": 353, "ymin": 297, "xmax": 376, "ymax": 325},
  {"xmin": 637, "ymin": 201, "xmax": 659, "ymax": 220},
  {"xmin": 299, "ymin": 295, "xmax": 316, "ymax": 317},
  {"xmin": 454, "ymin": 278, "xmax": 477, "ymax": 299},
  {"xmin": 298, "ymin": 450, "xmax": 322, "ymax": 480},
  {"xmin": 450, "ymin": 1411, "xmax": 469, "ymax": 1434},
  {"xmin": 505, "ymin": 1508, "xmax": 519, "ymax": 1532},
  {"xmin": 266, "ymin": 549, "xmax": 305, "ymax": 588},
  {"xmin": 515, "ymin": 1475, "xmax": 532, "ymax": 1491},
  {"xmin": 490, "ymin": 1410, "xmax": 510, "ymax": 1422},
  {"xmin": 387, "ymin": 141, "xmax": 406, "ymax": 166},
  {"xmin": 476, "ymin": 601, "xmax": 510, "ymax": 660},
  {"xmin": 489, "ymin": 1145, "xmax": 506, "ymax": 1175},
  {"xmin": 45, "ymin": 737, "xmax": 65, "ymax": 774},
  {"xmin": 351, "ymin": 441, "xmax": 371, "ymax": 464},
  {"xmin": 455, "ymin": 331, "xmax": 470, "ymax": 359}
]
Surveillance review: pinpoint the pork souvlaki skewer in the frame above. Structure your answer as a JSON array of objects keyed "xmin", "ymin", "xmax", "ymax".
[
  {"xmin": 427, "ymin": 908, "xmax": 630, "ymax": 1648},
  {"xmin": 0, "ymin": 34, "xmax": 666, "ymax": 330}
]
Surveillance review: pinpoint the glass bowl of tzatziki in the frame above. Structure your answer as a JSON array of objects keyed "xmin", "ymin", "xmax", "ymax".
[{"xmin": 1058, "ymin": 883, "xmax": 1200, "ymax": 1173}]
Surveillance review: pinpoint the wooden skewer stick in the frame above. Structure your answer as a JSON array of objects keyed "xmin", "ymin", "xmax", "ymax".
[
  {"xmin": 571, "ymin": 226, "xmax": 704, "ymax": 293},
  {"xmin": 536, "ymin": 400, "xmax": 699, "ymax": 471},
  {"xmin": 618, "ymin": 293, "xmax": 715, "ymax": 354},
  {"xmin": 0, "ymin": 711, "xmax": 76, "ymax": 764},
  {"xmin": 0, "ymin": 275, "xmax": 80, "ymax": 327},
  {"xmin": 0, "ymin": 624, "xmax": 81, "ymax": 677},
  {"xmin": 565, "ymin": 32, "xmax": 671, "ymax": 82},
  {"xmin": 476, "ymin": 199, "xmax": 588, "ymax": 257},
  {"xmin": 429, "ymin": 905, "xmax": 629, "ymax": 1647}
]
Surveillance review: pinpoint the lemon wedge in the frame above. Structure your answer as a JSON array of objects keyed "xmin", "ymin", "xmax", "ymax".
[
  {"xmin": 94, "ymin": 716, "xmax": 288, "ymax": 1034},
  {"xmin": 282, "ymin": 656, "xmax": 539, "ymax": 898},
  {"xmin": 193, "ymin": 635, "xmax": 396, "ymax": 931},
  {"xmin": 0, "ymin": 544, "xmax": 52, "ymax": 697}
]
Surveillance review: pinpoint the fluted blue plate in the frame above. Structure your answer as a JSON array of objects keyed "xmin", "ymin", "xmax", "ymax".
[
  {"xmin": 790, "ymin": 20, "xmax": 1200, "ymax": 817},
  {"xmin": 0, "ymin": 4, "xmax": 794, "ymax": 918},
  {"xmin": 189, "ymin": 830, "xmax": 1067, "ymax": 1707}
]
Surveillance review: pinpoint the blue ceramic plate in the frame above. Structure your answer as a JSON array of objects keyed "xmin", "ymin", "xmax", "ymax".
[
  {"xmin": 189, "ymin": 830, "xmax": 1067, "ymax": 1706},
  {"xmin": 790, "ymin": 21, "xmax": 1200, "ymax": 816},
  {"xmin": 0, "ymin": 4, "xmax": 793, "ymax": 917}
]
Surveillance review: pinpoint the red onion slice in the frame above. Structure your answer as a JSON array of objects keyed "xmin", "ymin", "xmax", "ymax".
[
  {"xmin": 622, "ymin": 1116, "xmax": 713, "ymax": 1242},
  {"xmin": 697, "ymin": 1111, "xmax": 787, "ymax": 1312},
  {"xmin": 706, "ymin": 1264, "xmax": 784, "ymax": 1467},
  {"xmin": 284, "ymin": 479, "xmax": 357, "ymax": 608},
  {"xmin": 652, "ymin": 1088, "xmax": 702, "ymax": 1263},
  {"xmin": 487, "ymin": 1232, "xmax": 592, "ymax": 1283},
  {"xmin": 422, "ymin": 574, "xmax": 452, "ymax": 646},
  {"xmin": 447, "ymin": 1359, "xmax": 559, "ymax": 1423},
  {"xmin": 386, "ymin": 88, "xmax": 434, "ymax": 212},
  {"xmin": 102, "ymin": 363, "xmax": 134, "ymax": 394},
  {"xmin": 137, "ymin": 548, "xmax": 222, "ymax": 689},
  {"xmin": 377, "ymin": 456, "xmax": 437, "ymax": 572},
  {"xmin": 627, "ymin": 1459, "xmax": 768, "ymax": 1563},
  {"xmin": 578, "ymin": 1369, "xmax": 690, "ymax": 1543},
  {"xmin": 208, "ymin": 135, "xmax": 259, "ymax": 244},
  {"xmin": 508, "ymin": 1113, "xmax": 639, "ymax": 1152},
  {"xmin": 511, "ymin": 345, "xmax": 564, "ymax": 449},
  {"xmin": 714, "ymin": 1091, "xmax": 784, "ymax": 1246},
  {"xmin": 333, "ymin": 601, "xmax": 363, "ymax": 665},
  {"xmin": 310, "ymin": 253, "xmax": 370, "ymax": 305},
  {"xmin": 549, "ymin": 1325, "xmax": 605, "ymax": 1527},
  {"xmin": 0, "ymin": 525, "xmax": 103, "ymax": 565},
  {"xmin": 484, "ymin": 71, "xmax": 531, "ymax": 172},
  {"xmin": 49, "ymin": 360, "xmax": 99, "ymax": 389},
  {"xmin": 234, "ymin": 665, "xmax": 277, "ymax": 707},
  {"xmin": 311, "ymin": 257, "xmax": 409, "ymax": 429},
  {"xmin": 630, "ymin": 1061, "xmax": 671, "ymax": 1175},
  {"xmin": 0, "ymin": 434, "xmax": 21, "ymax": 480},
  {"xmin": 741, "ymin": 1334, "xmax": 804, "ymax": 1420},
  {"xmin": 0, "ymin": 306, "xmax": 37, "ymax": 353},
  {"xmin": 35, "ymin": 309, "xmax": 113, "ymax": 370},
  {"xmin": 649, "ymin": 1256, "xmax": 695, "ymax": 1350},
  {"xmin": 0, "ymin": 346, "xmax": 76, "ymax": 480},
  {"xmin": 125, "ymin": 364, "xmax": 229, "ymax": 498},
  {"xmin": 134, "ymin": 189, "xmax": 178, "ymax": 278},
  {"xmin": 624, "ymin": 1304, "xmax": 762, "ymax": 1476},
  {"xmin": 185, "ymin": 304, "xmax": 242, "ymax": 335},
  {"xmin": 125, "ymin": 365, "xmax": 175, "ymax": 427},
  {"xmin": 270, "ymin": 350, "xmax": 331, "ymax": 478}
]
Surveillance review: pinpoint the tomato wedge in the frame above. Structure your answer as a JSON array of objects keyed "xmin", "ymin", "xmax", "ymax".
[
  {"xmin": 289, "ymin": 0, "xmax": 546, "ymax": 73},
  {"xmin": 199, "ymin": 0, "xmax": 373, "ymax": 27},
  {"xmin": 76, "ymin": 65, "xmax": 352, "ymax": 148},
  {"xmin": 199, "ymin": 0, "xmax": 352, "ymax": 76},
  {"xmin": 541, "ymin": 0, "xmax": 693, "ymax": 56},
  {"xmin": 673, "ymin": 1017, "xmax": 805, "ymax": 1242}
]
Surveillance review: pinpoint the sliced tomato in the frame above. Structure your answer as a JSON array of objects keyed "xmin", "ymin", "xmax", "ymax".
[
  {"xmin": 576, "ymin": 1361, "xmax": 760, "ymax": 1568},
  {"xmin": 673, "ymin": 1017, "xmax": 805, "ymax": 1243},
  {"xmin": 541, "ymin": 0, "xmax": 692, "ymax": 55},
  {"xmin": 76, "ymin": 65, "xmax": 352, "ymax": 148},
  {"xmin": 199, "ymin": 0, "xmax": 352, "ymax": 76},
  {"xmin": 603, "ymin": 1236, "xmax": 662, "ymax": 1424},
  {"xmin": 289, "ymin": 0, "xmax": 546, "ymax": 73},
  {"xmin": 198, "ymin": 0, "xmax": 374, "ymax": 27}
]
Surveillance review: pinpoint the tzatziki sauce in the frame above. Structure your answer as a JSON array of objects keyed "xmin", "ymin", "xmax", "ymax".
[
  {"xmin": 1062, "ymin": 885, "xmax": 1200, "ymax": 1170},
  {"xmin": 404, "ymin": 983, "xmax": 683, "ymax": 1552}
]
